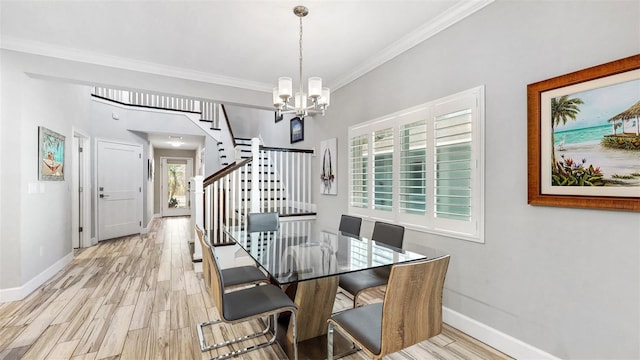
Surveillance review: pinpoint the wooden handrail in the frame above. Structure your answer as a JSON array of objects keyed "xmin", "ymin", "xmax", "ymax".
[
  {"xmin": 260, "ymin": 145, "xmax": 314, "ymax": 154},
  {"xmin": 203, "ymin": 158, "xmax": 252, "ymax": 186},
  {"xmin": 220, "ymin": 104, "xmax": 237, "ymax": 148}
]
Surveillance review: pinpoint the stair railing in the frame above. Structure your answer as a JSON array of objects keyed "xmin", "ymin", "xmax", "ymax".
[
  {"xmin": 201, "ymin": 137, "xmax": 315, "ymax": 245},
  {"xmin": 92, "ymin": 86, "xmax": 219, "ymax": 127},
  {"xmin": 203, "ymin": 158, "xmax": 253, "ymax": 245},
  {"xmin": 259, "ymin": 145, "xmax": 314, "ymax": 214}
]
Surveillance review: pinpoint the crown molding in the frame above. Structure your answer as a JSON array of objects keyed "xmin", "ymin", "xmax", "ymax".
[
  {"xmin": 331, "ymin": 0, "xmax": 494, "ymax": 91},
  {"xmin": 0, "ymin": 36, "xmax": 273, "ymax": 93},
  {"xmin": 1, "ymin": 0, "xmax": 493, "ymax": 94}
]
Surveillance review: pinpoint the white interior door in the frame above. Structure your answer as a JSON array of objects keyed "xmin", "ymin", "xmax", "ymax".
[
  {"xmin": 161, "ymin": 157, "xmax": 192, "ymax": 217},
  {"xmin": 97, "ymin": 140, "xmax": 143, "ymax": 241}
]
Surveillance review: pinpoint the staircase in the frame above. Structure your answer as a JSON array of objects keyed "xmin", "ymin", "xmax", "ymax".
[
  {"xmin": 89, "ymin": 86, "xmax": 316, "ymax": 248},
  {"xmin": 202, "ymin": 138, "xmax": 316, "ymax": 245}
]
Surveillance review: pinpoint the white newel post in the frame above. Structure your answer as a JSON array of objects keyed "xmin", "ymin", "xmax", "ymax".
[{"xmin": 191, "ymin": 175, "xmax": 204, "ymax": 261}]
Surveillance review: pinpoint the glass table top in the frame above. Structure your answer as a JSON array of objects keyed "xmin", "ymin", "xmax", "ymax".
[{"xmin": 219, "ymin": 220, "xmax": 448, "ymax": 285}]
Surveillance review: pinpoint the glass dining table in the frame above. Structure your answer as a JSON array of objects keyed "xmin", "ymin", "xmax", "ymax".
[{"xmin": 220, "ymin": 220, "xmax": 448, "ymax": 358}]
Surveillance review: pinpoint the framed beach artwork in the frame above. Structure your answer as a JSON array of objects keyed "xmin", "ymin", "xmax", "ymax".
[
  {"xmin": 320, "ymin": 138, "xmax": 337, "ymax": 195},
  {"xmin": 38, "ymin": 126, "xmax": 65, "ymax": 181},
  {"xmin": 527, "ymin": 54, "xmax": 640, "ymax": 212},
  {"xmin": 290, "ymin": 117, "xmax": 304, "ymax": 143}
]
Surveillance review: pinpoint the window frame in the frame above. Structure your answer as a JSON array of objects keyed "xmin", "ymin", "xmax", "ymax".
[{"xmin": 347, "ymin": 86, "xmax": 485, "ymax": 243}]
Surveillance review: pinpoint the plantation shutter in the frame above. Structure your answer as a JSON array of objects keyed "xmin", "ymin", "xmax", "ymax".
[
  {"xmin": 348, "ymin": 86, "xmax": 483, "ymax": 242},
  {"xmin": 434, "ymin": 109, "xmax": 473, "ymax": 221},
  {"xmin": 399, "ymin": 119, "xmax": 427, "ymax": 215},
  {"xmin": 349, "ymin": 134, "xmax": 368, "ymax": 209},
  {"xmin": 373, "ymin": 127, "xmax": 394, "ymax": 212}
]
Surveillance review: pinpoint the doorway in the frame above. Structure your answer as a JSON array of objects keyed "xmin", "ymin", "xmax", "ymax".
[
  {"xmin": 161, "ymin": 157, "xmax": 193, "ymax": 217},
  {"xmin": 72, "ymin": 128, "xmax": 91, "ymax": 248}
]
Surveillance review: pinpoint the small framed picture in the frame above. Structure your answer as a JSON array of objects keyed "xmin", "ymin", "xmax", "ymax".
[
  {"xmin": 290, "ymin": 117, "xmax": 304, "ymax": 143},
  {"xmin": 275, "ymin": 112, "xmax": 283, "ymax": 123},
  {"xmin": 38, "ymin": 126, "xmax": 65, "ymax": 181}
]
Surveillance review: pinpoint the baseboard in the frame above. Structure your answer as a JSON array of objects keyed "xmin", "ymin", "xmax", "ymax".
[
  {"xmin": 0, "ymin": 252, "xmax": 73, "ymax": 303},
  {"xmin": 142, "ymin": 214, "xmax": 160, "ymax": 234},
  {"xmin": 443, "ymin": 307, "xmax": 560, "ymax": 360}
]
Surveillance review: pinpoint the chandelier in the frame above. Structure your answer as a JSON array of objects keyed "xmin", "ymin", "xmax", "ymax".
[{"xmin": 273, "ymin": 5, "xmax": 330, "ymax": 119}]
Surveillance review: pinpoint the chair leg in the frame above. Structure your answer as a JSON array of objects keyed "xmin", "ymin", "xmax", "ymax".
[
  {"xmin": 327, "ymin": 323, "xmax": 359, "ymax": 360},
  {"xmin": 327, "ymin": 323, "xmax": 334, "ymax": 360},
  {"xmin": 210, "ymin": 314, "xmax": 279, "ymax": 360},
  {"xmin": 197, "ymin": 311, "xmax": 297, "ymax": 360},
  {"xmin": 197, "ymin": 316, "xmax": 271, "ymax": 352},
  {"xmin": 291, "ymin": 310, "xmax": 298, "ymax": 360}
]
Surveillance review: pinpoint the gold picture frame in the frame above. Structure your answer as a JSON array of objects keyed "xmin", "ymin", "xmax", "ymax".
[{"xmin": 527, "ymin": 54, "xmax": 640, "ymax": 212}]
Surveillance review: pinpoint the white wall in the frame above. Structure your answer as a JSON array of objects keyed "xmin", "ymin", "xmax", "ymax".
[
  {"xmin": 225, "ymin": 104, "xmax": 314, "ymax": 148},
  {"xmin": 0, "ymin": 49, "xmax": 237, "ymax": 295},
  {"xmin": 0, "ymin": 51, "xmax": 94, "ymax": 291},
  {"xmin": 310, "ymin": 1, "xmax": 640, "ymax": 359}
]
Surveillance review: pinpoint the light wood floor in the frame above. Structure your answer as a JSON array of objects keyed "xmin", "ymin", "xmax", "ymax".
[{"xmin": 0, "ymin": 217, "xmax": 512, "ymax": 360}]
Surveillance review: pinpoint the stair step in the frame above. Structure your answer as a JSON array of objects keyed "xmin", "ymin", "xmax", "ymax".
[{"xmin": 236, "ymin": 206, "xmax": 316, "ymax": 218}]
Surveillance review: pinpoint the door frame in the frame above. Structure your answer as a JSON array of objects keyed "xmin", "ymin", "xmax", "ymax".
[
  {"xmin": 160, "ymin": 156, "xmax": 193, "ymax": 217},
  {"xmin": 72, "ymin": 127, "xmax": 92, "ymax": 248},
  {"xmin": 95, "ymin": 138, "xmax": 143, "ymax": 241}
]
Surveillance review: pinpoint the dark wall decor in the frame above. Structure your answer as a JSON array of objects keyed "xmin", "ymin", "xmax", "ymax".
[{"xmin": 290, "ymin": 117, "xmax": 304, "ymax": 143}]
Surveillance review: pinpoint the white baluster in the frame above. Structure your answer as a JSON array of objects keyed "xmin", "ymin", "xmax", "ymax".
[{"xmin": 251, "ymin": 138, "xmax": 260, "ymax": 214}]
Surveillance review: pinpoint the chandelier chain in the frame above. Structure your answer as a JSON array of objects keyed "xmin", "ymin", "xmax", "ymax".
[{"xmin": 298, "ymin": 15, "xmax": 304, "ymax": 95}]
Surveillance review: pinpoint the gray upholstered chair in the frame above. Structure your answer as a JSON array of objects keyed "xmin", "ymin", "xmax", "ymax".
[
  {"xmin": 328, "ymin": 256, "xmax": 450, "ymax": 359},
  {"xmin": 338, "ymin": 221, "xmax": 405, "ymax": 307},
  {"xmin": 196, "ymin": 225, "xmax": 268, "ymax": 290},
  {"xmin": 197, "ymin": 228, "xmax": 299, "ymax": 360},
  {"xmin": 338, "ymin": 214, "xmax": 362, "ymax": 237},
  {"xmin": 247, "ymin": 212, "xmax": 280, "ymax": 232}
]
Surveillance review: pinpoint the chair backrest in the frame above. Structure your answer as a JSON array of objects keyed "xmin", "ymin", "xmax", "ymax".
[
  {"xmin": 339, "ymin": 214, "xmax": 362, "ymax": 237},
  {"xmin": 247, "ymin": 212, "xmax": 280, "ymax": 232},
  {"xmin": 379, "ymin": 256, "xmax": 450, "ymax": 356},
  {"xmin": 197, "ymin": 225, "xmax": 225, "ymax": 314},
  {"xmin": 195, "ymin": 225, "xmax": 211, "ymax": 295},
  {"xmin": 371, "ymin": 221, "xmax": 404, "ymax": 249}
]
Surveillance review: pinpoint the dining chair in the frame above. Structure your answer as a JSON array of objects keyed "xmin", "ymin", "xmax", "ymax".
[
  {"xmin": 196, "ymin": 225, "xmax": 268, "ymax": 290},
  {"xmin": 338, "ymin": 221, "xmax": 405, "ymax": 307},
  {"xmin": 328, "ymin": 256, "xmax": 450, "ymax": 359},
  {"xmin": 338, "ymin": 214, "xmax": 362, "ymax": 237},
  {"xmin": 197, "ymin": 228, "xmax": 299, "ymax": 360},
  {"xmin": 247, "ymin": 212, "xmax": 280, "ymax": 232}
]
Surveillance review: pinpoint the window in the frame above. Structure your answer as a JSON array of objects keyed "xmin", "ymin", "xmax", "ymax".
[{"xmin": 348, "ymin": 86, "xmax": 484, "ymax": 242}]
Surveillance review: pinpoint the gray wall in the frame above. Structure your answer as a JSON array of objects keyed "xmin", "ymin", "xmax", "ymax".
[{"xmin": 309, "ymin": 1, "xmax": 640, "ymax": 358}]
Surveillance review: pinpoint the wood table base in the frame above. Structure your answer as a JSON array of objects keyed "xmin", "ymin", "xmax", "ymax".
[{"xmin": 277, "ymin": 276, "xmax": 340, "ymax": 358}]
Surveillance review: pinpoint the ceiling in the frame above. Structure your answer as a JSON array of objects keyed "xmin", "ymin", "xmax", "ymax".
[
  {"xmin": 147, "ymin": 133, "xmax": 205, "ymax": 151},
  {"xmin": 0, "ymin": 0, "xmax": 492, "ymax": 149}
]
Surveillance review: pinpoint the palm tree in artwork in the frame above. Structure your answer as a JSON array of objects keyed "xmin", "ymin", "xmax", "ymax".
[{"xmin": 551, "ymin": 95, "xmax": 584, "ymax": 171}]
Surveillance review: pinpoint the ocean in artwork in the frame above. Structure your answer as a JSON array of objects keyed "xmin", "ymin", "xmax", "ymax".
[{"xmin": 554, "ymin": 124, "xmax": 615, "ymax": 147}]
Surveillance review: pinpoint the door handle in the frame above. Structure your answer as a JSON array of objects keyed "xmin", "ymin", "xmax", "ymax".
[{"xmin": 100, "ymin": 194, "xmax": 110, "ymax": 198}]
